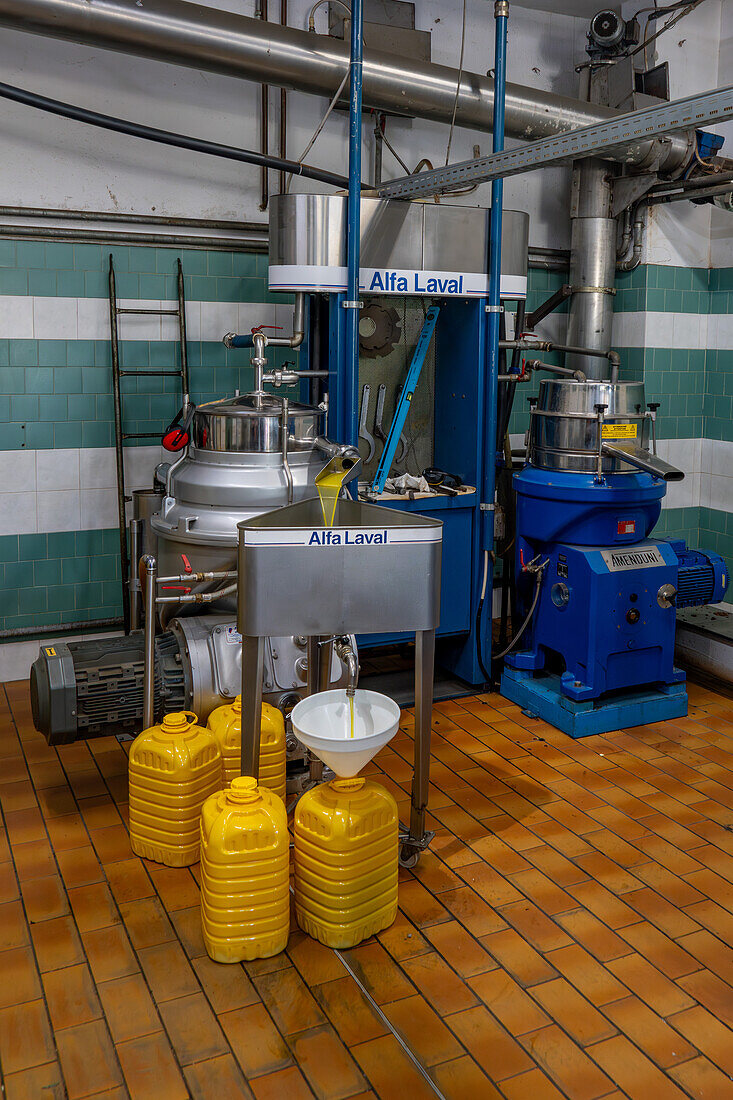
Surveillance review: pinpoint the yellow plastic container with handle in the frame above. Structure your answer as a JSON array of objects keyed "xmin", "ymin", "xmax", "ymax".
[
  {"xmin": 200, "ymin": 776, "xmax": 290, "ymax": 962},
  {"xmin": 128, "ymin": 711, "xmax": 222, "ymax": 867},
  {"xmin": 207, "ymin": 697, "xmax": 286, "ymax": 801},
  {"xmin": 294, "ymin": 776, "xmax": 398, "ymax": 949}
]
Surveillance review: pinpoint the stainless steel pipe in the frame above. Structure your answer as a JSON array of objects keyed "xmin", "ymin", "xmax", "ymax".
[
  {"xmin": 566, "ymin": 160, "xmax": 618, "ymax": 380},
  {"xmin": 0, "ymin": 0, "xmax": 691, "ymax": 172}
]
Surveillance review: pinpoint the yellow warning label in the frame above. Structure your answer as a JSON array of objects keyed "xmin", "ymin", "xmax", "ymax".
[
  {"xmin": 602, "ymin": 423, "xmax": 638, "ymax": 440},
  {"xmin": 45, "ymin": 647, "xmax": 56, "ymax": 656}
]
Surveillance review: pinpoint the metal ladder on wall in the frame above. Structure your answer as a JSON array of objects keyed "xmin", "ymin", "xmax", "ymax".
[{"xmin": 108, "ymin": 255, "xmax": 190, "ymax": 635}]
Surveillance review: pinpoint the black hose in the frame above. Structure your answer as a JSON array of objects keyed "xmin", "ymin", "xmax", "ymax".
[
  {"xmin": 0, "ymin": 80, "xmax": 350, "ymax": 191},
  {"xmin": 494, "ymin": 565, "xmax": 544, "ymax": 661}
]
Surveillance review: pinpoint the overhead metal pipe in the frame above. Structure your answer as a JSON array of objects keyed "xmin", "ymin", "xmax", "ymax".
[{"xmin": 0, "ymin": 0, "xmax": 691, "ymax": 173}]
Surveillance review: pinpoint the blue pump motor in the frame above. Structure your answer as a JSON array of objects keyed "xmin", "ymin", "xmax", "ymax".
[{"xmin": 668, "ymin": 540, "xmax": 728, "ymax": 608}]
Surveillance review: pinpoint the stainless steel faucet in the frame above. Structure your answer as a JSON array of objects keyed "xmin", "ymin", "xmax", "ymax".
[{"xmin": 334, "ymin": 636, "xmax": 359, "ymax": 697}]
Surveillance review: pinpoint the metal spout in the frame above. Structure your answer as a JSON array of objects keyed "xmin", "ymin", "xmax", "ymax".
[
  {"xmin": 334, "ymin": 636, "xmax": 359, "ymax": 697},
  {"xmin": 602, "ymin": 442, "xmax": 684, "ymax": 482}
]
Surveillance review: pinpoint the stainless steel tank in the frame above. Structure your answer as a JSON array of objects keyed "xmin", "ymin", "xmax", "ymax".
[
  {"xmin": 529, "ymin": 380, "xmax": 651, "ymax": 475},
  {"xmin": 151, "ymin": 394, "xmax": 351, "ymax": 616}
]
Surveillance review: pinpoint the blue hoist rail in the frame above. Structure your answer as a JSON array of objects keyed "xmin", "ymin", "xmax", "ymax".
[{"xmin": 370, "ymin": 305, "xmax": 440, "ymax": 495}]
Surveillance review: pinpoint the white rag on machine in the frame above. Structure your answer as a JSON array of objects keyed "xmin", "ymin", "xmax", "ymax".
[{"xmin": 383, "ymin": 473, "xmax": 432, "ymax": 495}]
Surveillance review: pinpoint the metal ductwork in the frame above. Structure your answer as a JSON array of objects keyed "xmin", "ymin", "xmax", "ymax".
[{"xmin": 0, "ymin": 0, "xmax": 691, "ymax": 174}]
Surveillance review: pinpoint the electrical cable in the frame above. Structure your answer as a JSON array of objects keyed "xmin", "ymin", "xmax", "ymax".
[
  {"xmin": 445, "ymin": 0, "xmax": 467, "ymax": 167},
  {"xmin": 0, "ymin": 80, "xmax": 350, "ymax": 190},
  {"xmin": 493, "ymin": 562, "xmax": 546, "ymax": 660},
  {"xmin": 285, "ymin": 69, "xmax": 351, "ymax": 191}
]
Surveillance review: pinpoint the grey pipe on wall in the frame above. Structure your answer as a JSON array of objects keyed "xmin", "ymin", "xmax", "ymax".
[{"xmin": 0, "ymin": 0, "xmax": 692, "ymax": 175}]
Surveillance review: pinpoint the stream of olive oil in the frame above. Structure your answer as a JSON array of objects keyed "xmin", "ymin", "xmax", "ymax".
[
  {"xmin": 315, "ymin": 458, "xmax": 356, "ymax": 737},
  {"xmin": 315, "ymin": 460, "xmax": 350, "ymax": 528}
]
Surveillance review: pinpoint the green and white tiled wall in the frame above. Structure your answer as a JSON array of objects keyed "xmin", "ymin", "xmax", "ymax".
[{"xmin": 1, "ymin": 240, "xmax": 733, "ymax": 653}]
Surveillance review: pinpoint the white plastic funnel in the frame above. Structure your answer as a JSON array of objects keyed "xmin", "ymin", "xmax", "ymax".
[{"xmin": 291, "ymin": 689, "xmax": 400, "ymax": 778}]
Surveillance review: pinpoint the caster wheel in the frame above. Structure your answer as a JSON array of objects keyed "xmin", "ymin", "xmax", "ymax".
[{"xmin": 399, "ymin": 845, "xmax": 420, "ymax": 870}]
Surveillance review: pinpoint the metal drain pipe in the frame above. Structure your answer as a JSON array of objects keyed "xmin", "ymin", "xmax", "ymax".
[
  {"xmin": 0, "ymin": 0, "xmax": 692, "ymax": 173},
  {"xmin": 566, "ymin": 159, "xmax": 617, "ymax": 380}
]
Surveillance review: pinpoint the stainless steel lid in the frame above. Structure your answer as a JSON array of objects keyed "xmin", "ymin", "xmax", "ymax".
[
  {"xmin": 193, "ymin": 394, "xmax": 325, "ymax": 453},
  {"xmin": 529, "ymin": 379, "xmax": 650, "ymax": 474}
]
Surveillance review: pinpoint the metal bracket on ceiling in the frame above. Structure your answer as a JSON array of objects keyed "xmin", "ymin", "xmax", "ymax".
[{"xmin": 611, "ymin": 173, "xmax": 658, "ymax": 217}]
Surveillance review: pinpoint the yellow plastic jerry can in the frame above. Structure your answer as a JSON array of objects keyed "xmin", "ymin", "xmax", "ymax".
[
  {"xmin": 207, "ymin": 697, "xmax": 286, "ymax": 802},
  {"xmin": 128, "ymin": 711, "xmax": 222, "ymax": 867},
  {"xmin": 294, "ymin": 777, "xmax": 399, "ymax": 949},
  {"xmin": 200, "ymin": 776, "xmax": 290, "ymax": 962}
]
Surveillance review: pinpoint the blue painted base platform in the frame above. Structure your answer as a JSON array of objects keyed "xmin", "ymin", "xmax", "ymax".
[{"xmin": 500, "ymin": 666, "xmax": 688, "ymax": 739}]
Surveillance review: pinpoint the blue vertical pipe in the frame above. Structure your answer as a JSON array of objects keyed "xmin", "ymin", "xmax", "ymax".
[
  {"xmin": 343, "ymin": 0, "xmax": 364, "ymax": 447},
  {"xmin": 480, "ymin": 0, "xmax": 509, "ymax": 669}
]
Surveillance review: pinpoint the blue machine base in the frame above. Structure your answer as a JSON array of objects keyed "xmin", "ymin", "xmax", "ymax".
[{"xmin": 500, "ymin": 666, "xmax": 688, "ymax": 739}]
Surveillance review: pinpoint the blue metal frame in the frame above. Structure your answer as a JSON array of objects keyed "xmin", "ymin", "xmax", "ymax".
[
  {"xmin": 371, "ymin": 306, "xmax": 440, "ymax": 494},
  {"xmin": 343, "ymin": 0, "xmax": 364, "ymax": 445}
]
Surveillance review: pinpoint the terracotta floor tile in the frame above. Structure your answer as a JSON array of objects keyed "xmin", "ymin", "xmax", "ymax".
[
  {"xmin": 312, "ymin": 976, "xmax": 388, "ymax": 1047},
  {"xmin": 169, "ymin": 904, "xmax": 207, "ymax": 959},
  {"xmin": 669, "ymin": 1054, "xmax": 733, "ymax": 1100},
  {"xmin": 623, "ymin": 887, "xmax": 700, "ymax": 938},
  {"xmin": 36, "ymin": 785, "xmax": 77, "ymax": 819},
  {"xmin": 287, "ymin": 931, "xmax": 348, "ymax": 986},
  {"xmin": 89, "ymin": 824, "xmax": 134, "ymax": 866},
  {"xmin": 566, "ymin": 880, "xmax": 641, "ymax": 929},
  {"xmin": 105, "ymin": 857, "xmax": 154, "ymax": 905},
  {"xmin": 618, "ymin": 920, "xmax": 701, "ymax": 979},
  {"xmin": 534, "ymin": 976, "xmax": 618, "ymax": 1046},
  {"xmin": 185, "ymin": 1053, "xmax": 255, "ymax": 1100},
  {"xmin": 446, "ymin": 1004, "xmax": 532, "ymax": 1082},
  {"xmin": 2, "ymin": 1060, "xmax": 66, "ymax": 1100},
  {"xmin": 677, "ymin": 969, "xmax": 733, "ymax": 1029},
  {"xmin": 249, "ymin": 1065, "xmax": 315, "ymax": 1100},
  {"xmin": 0, "ymin": 780, "xmax": 38, "ymax": 814},
  {"xmin": 671, "ymin": 1005, "xmax": 733, "ymax": 1077},
  {"xmin": 138, "ymin": 940, "xmax": 200, "ymax": 1003},
  {"xmin": 219, "ymin": 1002, "xmax": 293, "ymax": 1079},
  {"xmin": 5, "ymin": 807, "xmax": 46, "ymax": 845},
  {"xmin": 603, "ymin": 996, "xmax": 696, "ymax": 1069},
  {"xmin": 395, "ymin": 879, "xmax": 451, "ymax": 928},
  {"xmin": 13, "ymin": 838, "xmax": 56, "ymax": 882},
  {"xmin": 0, "ymin": 860, "xmax": 19, "ymax": 904},
  {"xmin": 339, "ymin": 942, "xmax": 414, "ymax": 1006},
  {"xmin": 456, "ymin": 860, "xmax": 524, "ymax": 909},
  {"xmin": 546, "ymin": 943, "xmax": 630, "ymax": 1007},
  {"xmin": 499, "ymin": 1067, "xmax": 566, "ymax": 1100},
  {"xmin": 290, "ymin": 1024, "xmax": 367, "ymax": 1099},
  {"xmin": 0, "ymin": 999, "xmax": 56, "ymax": 1075},
  {"xmin": 423, "ymin": 919, "xmax": 496, "ymax": 978},
  {"xmin": 437, "ymin": 885, "xmax": 507, "ymax": 937},
  {"xmin": 382, "ymin": 993, "xmax": 465, "ymax": 1066},
  {"xmin": 480, "ymin": 927, "xmax": 557, "ymax": 987},
  {"xmin": 190, "ymin": 954, "xmax": 259, "ymax": 1014},
  {"xmin": 0, "ymin": 898, "xmax": 30, "ymax": 950},
  {"xmin": 254, "ymin": 966, "xmax": 327, "ymax": 1036},
  {"xmin": 377, "ymin": 909, "xmax": 430, "ymax": 962},
  {"xmin": 31, "ymin": 914, "xmax": 84, "ymax": 972},
  {"xmin": 158, "ymin": 991, "xmax": 229, "ymax": 1065},
  {"xmin": 20, "ymin": 874, "xmax": 69, "ymax": 923},
  {"xmin": 401, "ymin": 952, "xmax": 479, "ymax": 1016},
  {"xmin": 43, "ymin": 962, "xmax": 103, "ymax": 1030},
  {"xmin": 350, "ymin": 1034, "xmax": 441, "ymax": 1100},
  {"xmin": 587, "ymin": 1034, "xmax": 688, "ymax": 1100},
  {"xmin": 146, "ymin": 864, "xmax": 199, "ymax": 911},
  {"xmin": 469, "ymin": 968, "xmax": 550, "ymax": 1036},
  {"xmin": 428, "ymin": 1054, "xmax": 502, "ymax": 1100},
  {"xmin": 67, "ymin": 882, "xmax": 119, "ymax": 933},
  {"xmin": 56, "ymin": 844, "xmax": 104, "ymax": 889},
  {"xmin": 82, "ymin": 924, "xmax": 139, "ymax": 983},
  {"xmin": 519, "ymin": 1024, "xmax": 614, "ymax": 1100},
  {"xmin": 607, "ymin": 953, "xmax": 695, "ymax": 1017},
  {"xmin": 116, "ymin": 1031, "xmax": 189, "ymax": 1099},
  {"xmin": 98, "ymin": 974, "xmax": 162, "ymax": 1043},
  {"xmin": 0, "ymin": 945, "xmax": 42, "ymax": 1007},
  {"xmin": 119, "ymin": 896, "xmax": 175, "ymax": 950},
  {"xmin": 556, "ymin": 908, "xmax": 634, "ymax": 962},
  {"xmin": 76, "ymin": 795, "xmax": 123, "ymax": 831},
  {"xmin": 497, "ymin": 898, "xmax": 573, "ymax": 954},
  {"xmin": 684, "ymin": 898, "xmax": 733, "ymax": 945}
]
